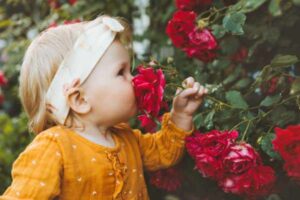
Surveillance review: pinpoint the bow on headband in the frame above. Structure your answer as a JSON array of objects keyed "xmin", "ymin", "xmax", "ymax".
[{"xmin": 46, "ymin": 16, "xmax": 125, "ymax": 124}]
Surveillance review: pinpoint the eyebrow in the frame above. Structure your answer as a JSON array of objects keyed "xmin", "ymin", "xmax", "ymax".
[{"xmin": 116, "ymin": 61, "xmax": 129, "ymax": 71}]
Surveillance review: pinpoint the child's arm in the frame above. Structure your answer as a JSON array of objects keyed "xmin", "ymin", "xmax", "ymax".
[
  {"xmin": 133, "ymin": 77, "xmax": 207, "ymax": 171},
  {"xmin": 0, "ymin": 131, "xmax": 63, "ymax": 199}
]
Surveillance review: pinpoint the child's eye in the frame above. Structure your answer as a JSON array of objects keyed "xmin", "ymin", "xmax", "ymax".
[{"xmin": 117, "ymin": 68, "xmax": 124, "ymax": 76}]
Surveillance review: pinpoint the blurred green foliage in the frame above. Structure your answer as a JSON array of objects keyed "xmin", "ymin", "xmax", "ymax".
[{"xmin": 0, "ymin": 0, "xmax": 299, "ymax": 199}]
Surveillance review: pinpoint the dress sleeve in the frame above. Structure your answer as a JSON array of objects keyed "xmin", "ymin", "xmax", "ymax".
[
  {"xmin": 0, "ymin": 131, "xmax": 63, "ymax": 200},
  {"xmin": 132, "ymin": 112, "xmax": 195, "ymax": 171}
]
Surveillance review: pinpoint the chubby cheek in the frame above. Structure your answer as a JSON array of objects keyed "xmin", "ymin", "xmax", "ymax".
[
  {"xmin": 116, "ymin": 83, "xmax": 136, "ymax": 109},
  {"xmin": 100, "ymin": 83, "xmax": 136, "ymax": 114}
]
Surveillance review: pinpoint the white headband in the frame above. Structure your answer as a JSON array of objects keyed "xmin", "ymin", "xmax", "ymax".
[{"xmin": 46, "ymin": 16, "xmax": 124, "ymax": 125}]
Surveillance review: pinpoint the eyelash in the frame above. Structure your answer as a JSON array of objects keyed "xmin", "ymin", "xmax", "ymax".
[{"xmin": 118, "ymin": 68, "xmax": 124, "ymax": 76}]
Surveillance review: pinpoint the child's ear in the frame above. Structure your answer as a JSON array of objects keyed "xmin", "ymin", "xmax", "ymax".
[{"xmin": 66, "ymin": 88, "xmax": 91, "ymax": 114}]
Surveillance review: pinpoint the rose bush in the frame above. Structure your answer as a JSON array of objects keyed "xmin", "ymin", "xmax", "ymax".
[{"xmin": 0, "ymin": 0, "xmax": 300, "ymax": 199}]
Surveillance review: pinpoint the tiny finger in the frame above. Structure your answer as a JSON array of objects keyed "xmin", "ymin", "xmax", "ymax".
[
  {"xmin": 182, "ymin": 77, "xmax": 195, "ymax": 88},
  {"xmin": 194, "ymin": 86, "xmax": 204, "ymax": 99},
  {"xmin": 179, "ymin": 87, "xmax": 198, "ymax": 98},
  {"xmin": 193, "ymin": 82, "xmax": 201, "ymax": 92},
  {"xmin": 175, "ymin": 87, "xmax": 183, "ymax": 95}
]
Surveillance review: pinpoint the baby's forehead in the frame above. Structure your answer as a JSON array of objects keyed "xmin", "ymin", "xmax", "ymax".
[{"xmin": 95, "ymin": 41, "xmax": 131, "ymax": 69}]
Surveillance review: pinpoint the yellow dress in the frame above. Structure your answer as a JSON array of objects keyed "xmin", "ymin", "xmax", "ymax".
[{"xmin": 0, "ymin": 112, "xmax": 194, "ymax": 200}]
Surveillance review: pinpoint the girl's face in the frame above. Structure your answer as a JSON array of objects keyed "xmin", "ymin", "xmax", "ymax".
[{"xmin": 82, "ymin": 40, "xmax": 137, "ymax": 126}]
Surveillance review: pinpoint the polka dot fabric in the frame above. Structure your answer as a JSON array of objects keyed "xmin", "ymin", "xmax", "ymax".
[{"xmin": 0, "ymin": 112, "xmax": 194, "ymax": 200}]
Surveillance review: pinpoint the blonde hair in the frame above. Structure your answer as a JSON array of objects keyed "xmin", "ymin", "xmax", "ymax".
[{"xmin": 19, "ymin": 15, "xmax": 132, "ymax": 134}]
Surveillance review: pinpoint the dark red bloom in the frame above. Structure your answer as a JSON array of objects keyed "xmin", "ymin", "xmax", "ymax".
[
  {"xmin": 260, "ymin": 75, "xmax": 294, "ymax": 95},
  {"xmin": 137, "ymin": 114, "xmax": 163, "ymax": 133},
  {"xmin": 273, "ymin": 125, "xmax": 300, "ymax": 181},
  {"xmin": 137, "ymin": 114, "xmax": 157, "ymax": 133},
  {"xmin": 283, "ymin": 158, "xmax": 300, "ymax": 181},
  {"xmin": 48, "ymin": 19, "xmax": 81, "ymax": 29},
  {"xmin": 231, "ymin": 47, "xmax": 248, "ymax": 63},
  {"xmin": 195, "ymin": 153, "xmax": 223, "ymax": 180},
  {"xmin": 186, "ymin": 130, "xmax": 238, "ymax": 159},
  {"xmin": 68, "ymin": 0, "xmax": 77, "ymax": 5},
  {"xmin": 166, "ymin": 10, "xmax": 197, "ymax": 48},
  {"xmin": 175, "ymin": 0, "xmax": 213, "ymax": 11},
  {"xmin": 63, "ymin": 19, "xmax": 81, "ymax": 25},
  {"xmin": 184, "ymin": 28, "xmax": 218, "ymax": 62},
  {"xmin": 273, "ymin": 125, "xmax": 300, "ymax": 161},
  {"xmin": 150, "ymin": 167, "xmax": 183, "ymax": 191},
  {"xmin": 48, "ymin": 0, "xmax": 77, "ymax": 9},
  {"xmin": 0, "ymin": 71, "xmax": 8, "ymax": 86},
  {"xmin": 219, "ymin": 165, "xmax": 276, "ymax": 198},
  {"xmin": 48, "ymin": 0, "xmax": 60, "ymax": 9},
  {"xmin": 132, "ymin": 66, "xmax": 166, "ymax": 117},
  {"xmin": 186, "ymin": 130, "xmax": 238, "ymax": 180},
  {"xmin": 223, "ymin": 143, "xmax": 262, "ymax": 175}
]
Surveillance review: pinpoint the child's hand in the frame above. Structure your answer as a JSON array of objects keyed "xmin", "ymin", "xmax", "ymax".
[
  {"xmin": 171, "ymin": 76, "xmax": 208, "ymax": 118},
  {"xmin": 169, "ymin": 77, "xmax": 207, "ymax": 132}
]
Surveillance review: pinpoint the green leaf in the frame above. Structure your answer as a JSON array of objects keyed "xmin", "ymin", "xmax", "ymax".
[
  {"xmin": 235, "ymin": 0, "xmax": 268, "ymax": 13},
  {"xmin": 193, "ymin": 113, "xmax": 204, "ymax": 130},
  {"xmin": 0, "ymin": 19, "xmax": 13, "ymax": 28},
  {"xmin": 266, "ymin": 194, "xmax": 282, "ymax": 200},
  {"xmin": 222, "ymin": 66, "xmax": 242, "ymax": 85},
  {"xmin": 220, "ymin": 36, "xmax": 240, "ymax": 55},
  {"xmin": 211, "ymin": 58, "xmax": 231, "ymax": 70},
  {"xmin": 225, "ymin": 90, "xmax": 249, "ymax": 109},
  {"xmin": 232, "ymin": 78, "xmax": 252, "ymax": 89},
  {"xmin": 204, "ymin": 110, "xmax": 215, "ymax": 130},
  {"xmin": 268, "ymin": 0, "xmax": 282, "ymax": 17},
  {"xmin": 290, "ymin": 78, "xmax": 300, "ymax": 95},
  {"xmin": 270, "ymin": 106, "xmax": 297, "ymax": 127},
  {"xmin": 292, "ymin": 0, "xmax": 300, "ymax": 6},
  {"xmin": 270, "ymin": 55, "xmax": 299, "ymax": 68},
  {"xmin": 260, "ymin": 133, "xmax": 282, "ymax": 160},
  {"xmin": 212, "ymin": 24, "xmax": 227, "ymax": 39},
  {"xmin": 260, "ymin": 94, "xmax": 282, "ymax": 107},
  {"xmin": 222, "ymin": 12, "xmax": 246, "ymax": 35}
]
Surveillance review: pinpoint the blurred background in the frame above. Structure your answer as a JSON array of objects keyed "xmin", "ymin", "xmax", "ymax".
[{"xmin": 0, "ymin": 0, "xmax": 300, "ymax": 199}]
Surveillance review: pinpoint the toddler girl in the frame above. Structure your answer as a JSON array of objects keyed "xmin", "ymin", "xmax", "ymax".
[{"xmin": 0, "ymin": 15, "xmax": 207, "ymax": 200}]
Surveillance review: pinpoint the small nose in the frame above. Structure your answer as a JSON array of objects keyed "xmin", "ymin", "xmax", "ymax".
[{"xmin": 129, "ymin": 74, "xmax": 134, "ymax": 82}]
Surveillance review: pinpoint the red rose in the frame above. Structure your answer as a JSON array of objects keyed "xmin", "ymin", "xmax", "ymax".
[
  {"xmin": 137, "ymin": 114, "xmax": 163, "ymax": 133},
  {"xmin": 223, "ymin": 143, "xmax": 262, "ymax": 175},
  {"xmin": 283, "ymin": 158, "xmax": 300, "ymax": 181},
  {"xmin": 195, "ymin": 153, "xmax": 224, "ymax": 180},
  {"xmin": 184, "ymin": 46, "xmax": 217, "ymax": 63},
  {"xmin": 186, "ymin": 130, "xmax": 238, "ymax": 159},
  {"xmin": 186, "ymin": 130, "xmax": 238, "ymax": 180},
  {"xmin": 132, "ymin": 66, "xmax": 166, "ymax": 117},
  {"xmin": 63, "ymin": 19, "xmax": 81, "ymax": 25},
  {"xmin": 260, "ymin": 75, "xmax": 294, "ymax": 96},
  {"xmin": 137, "ymin": 114, "xmax": 157, "ymax": 133},
  {"xmin": 150, "ymin": 167, "xmax": 183, "ymax": 191},
  {"xmin": 48, "ymin": 19, "xmax": 81, "ymax": 29},
  {"xmin": 166, "ymin": 10, "xmax": 197, "ymax": 48},
  {"xmin": 68, "ymin": 0, "xmax": 77, "ymax": 5},
  {"xmin": 175, "ymin": 0, "xmax": 213, "ymax": 11},
  {"xmin": 273, "ymin": 125, "xmax": 300, "ymax": 181},
  {"xmin": 188, "ymin": 29, "xmax": 218, "ymax": 50},
  {"xmin": 48, "ymin": 0, "xmax": 60, "ymax": 9},
  {"xmin": 272, "ymin": 125, "xmax": 300, "ymax": 161},
  {"xmin": 0, "ymin": 71, "xmax": 8, "ymax": 86},
  {"xmin": 231, "ymin": 47, "xmax": 248, "ymax": 63},
  {"xmin": 184, "ymin": 29, "xmax": 218, "ymax": 62},
  {"xmin": 219, "ymin": 165, "xmax": 276, "ymax": 198},
  {"xmin": 48, "ymin": 0, "xmax": 77, "ymax": 9}
]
